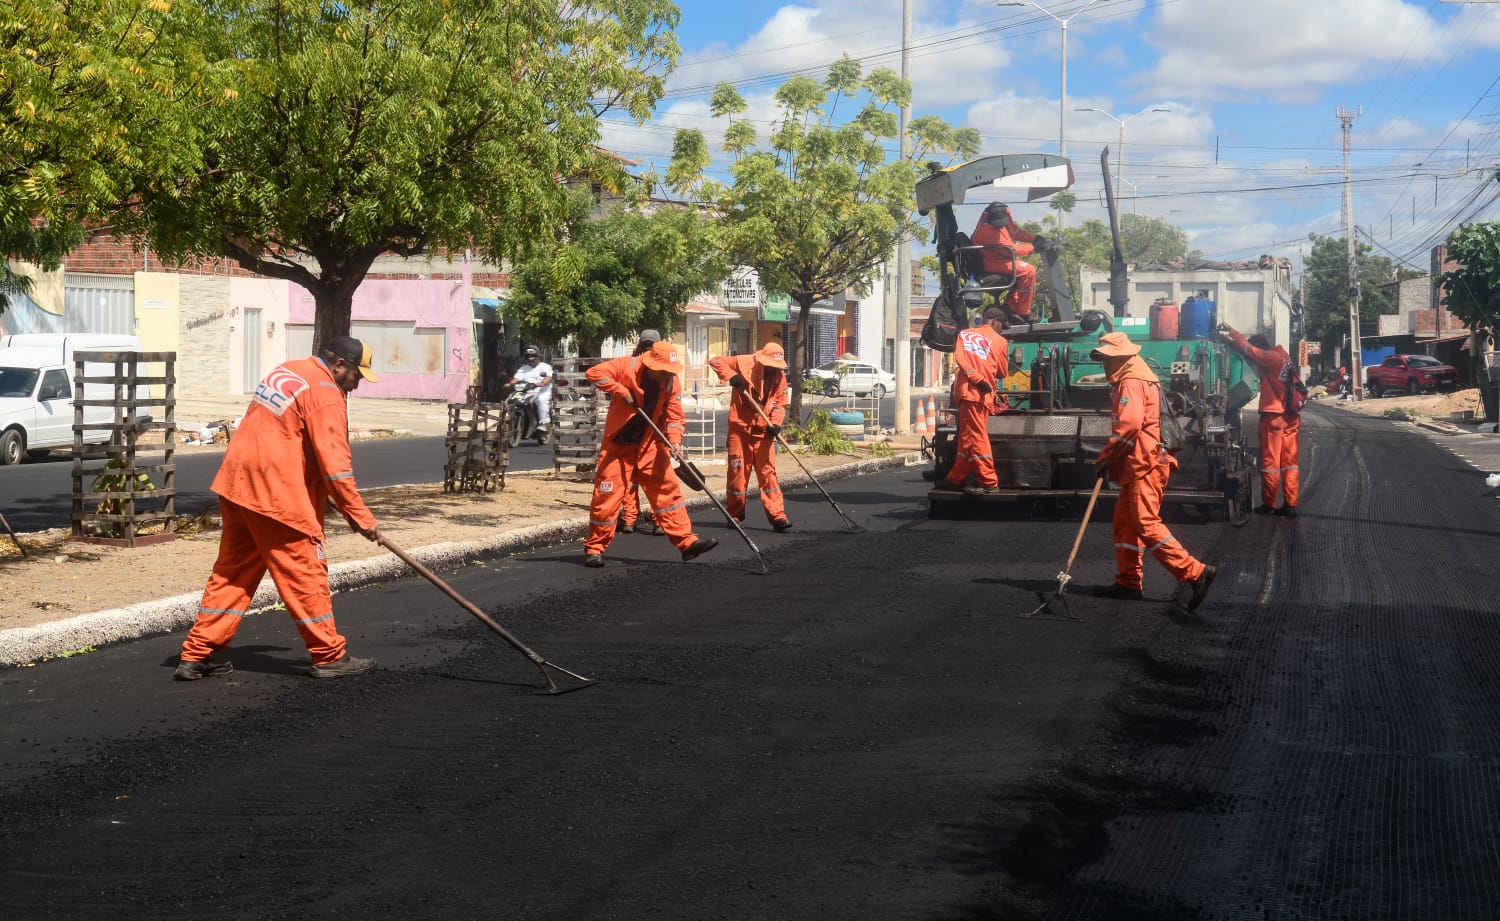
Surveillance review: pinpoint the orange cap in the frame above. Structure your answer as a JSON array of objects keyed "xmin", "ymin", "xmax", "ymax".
[
  {"xmin": 754, "ymin": 342, "xmax": 788, "ymax": 369},
  {"xmin": 640, "ymin": 340, "xmax": 683, "ymax": 373},
  {"xmin": 1089, "ymin": 331, "xmax": 1141, "ymax": 359}
]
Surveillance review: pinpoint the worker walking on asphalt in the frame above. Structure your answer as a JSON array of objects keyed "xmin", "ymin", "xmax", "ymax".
[
  {"xmin": 583, "ymin": 341, "xmax": 718, "ymax": 567},
  {"xmin": 937, "ymin": 305, "xmax": 1009, "ymax": 496},
  {"xmin": 1091, "ymin": 332, "xmax": 1216, "ymax": 608},
  {"xmin": 618, "ymin": 329, "xmax": 662, "ymax": 534},
  {"xmin": 709, "ymin": 341, "xmax": 793, "ymax": 531},
  {"xmin": 970, "ymin": 202, "xmax": 1039, "ymax": 322},
  {"xmin": 1219, "ymin": 323, "xmax": 1300, "ymax": 517},
  {"xmin": 175, "ymin": 336, "xmax": 383, "ymax": 680}
]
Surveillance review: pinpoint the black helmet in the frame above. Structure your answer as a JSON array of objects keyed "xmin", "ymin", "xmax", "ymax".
[
  {"xmin": 523, "ymin": 346, "xmax": 540, "ymax": 359},
  {"xmin": 984, "ymin": 202, "xmax": 1010, "ymax": 223}
]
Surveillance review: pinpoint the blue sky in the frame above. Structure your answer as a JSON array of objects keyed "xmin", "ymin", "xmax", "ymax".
[{"xmin": 599, "ymin": 0, "xmax": 1500, "ymax": 279}]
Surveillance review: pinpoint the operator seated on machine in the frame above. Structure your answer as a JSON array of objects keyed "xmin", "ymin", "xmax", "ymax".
[{"xmin": 970, "ymin": 201, "xmax": 1051, "ymax": 325}]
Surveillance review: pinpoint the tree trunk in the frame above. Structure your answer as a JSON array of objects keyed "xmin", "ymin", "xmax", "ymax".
[
  {"xmin": 786, "ymin": 296, "xmax": 816, "ymax": 426},
  {"xmin": 311, "ymin": 283, "xmax": 358, "ymax": 356}
]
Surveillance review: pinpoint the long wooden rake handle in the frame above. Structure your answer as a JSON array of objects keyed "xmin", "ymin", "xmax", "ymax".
[
  {"xmin": 378, "ymin": 535, "xmax": 595, "ymax": 693},
  {"xmin": 1062, "ymin": 474, "xmax": 1107, "ymax": 577}
]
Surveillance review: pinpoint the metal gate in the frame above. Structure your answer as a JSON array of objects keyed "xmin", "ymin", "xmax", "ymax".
[{"xmin": 63, "ymin": 273, "xmax": 135, "ymax": 334}]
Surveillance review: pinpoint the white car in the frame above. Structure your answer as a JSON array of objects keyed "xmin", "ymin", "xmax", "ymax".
[{"xmin": 804, "ymin": 358, "xmax": 896, "ymax": 399}]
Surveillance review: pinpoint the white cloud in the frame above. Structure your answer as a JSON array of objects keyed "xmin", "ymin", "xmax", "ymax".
[{"xmin": 1139, "ymin": 0, "xmax": 1445, "ymax": 104}]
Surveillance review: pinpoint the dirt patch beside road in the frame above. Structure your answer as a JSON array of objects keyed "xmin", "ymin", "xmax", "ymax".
[{"xmin": 1315, "ymin": 385, "xmax": 1485, "ymax": 422}]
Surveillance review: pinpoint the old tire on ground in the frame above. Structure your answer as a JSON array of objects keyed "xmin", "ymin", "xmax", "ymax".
[
  {"xmin": 0, "ymin": 428, "xmax": 22, "ymax": 466},
  {"xmin": 829, "ymin": 412, "xmax": 864, "ymax": 426}
]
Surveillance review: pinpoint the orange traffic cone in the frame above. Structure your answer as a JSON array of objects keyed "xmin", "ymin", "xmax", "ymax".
[
  {"xmin": 927, "ymin": 396, "xmax": 938, "ymax": 421},
  {"xmin": 913, "ymin": 399, "xmax": 928, "ymax": 434}
]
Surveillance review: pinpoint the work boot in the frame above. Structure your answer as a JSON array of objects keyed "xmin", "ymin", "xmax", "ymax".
[
  {"xmin": 963, "ymin": 485, "xmax": 1000, "ymax": 496},
  {"xmin": 173, "ymin": 657, "xmax": 234, "ymax": 681},
  {"xmin": 1274, "ymin": 505, "xmax": 1298, "ymax": 518},
  {"xmin": 1098, "ymin": 583, "xmax": 1145, "ymax": 601},
  {"xmin": 681, "ymin": 538, "xmax": 719, "ymax": 561},
  {"xmin": 771, "ymin": 518, "xmax": 794, "ymax": 533},
  {"xmin": 308, "ymin": 655, "xmax": 376, "ymax": 679},
  {"xmin": 617, "ymin": 519, "xmax": 635, "ymax": 534},
  {"xmin": 583, "ymin": 553, "xmax": 605, "ymax": 568},
  {"xmin": 1185, "ymin": 565, "xmax": 1218, "ymax": 611},
  {"xmin": 1254, "ymin": 505, "xmax": 1274, "ymax": 515}
]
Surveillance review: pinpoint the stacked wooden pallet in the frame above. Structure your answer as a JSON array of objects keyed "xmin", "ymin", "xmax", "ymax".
[{"xmin": 443, "ymin": 402, "xmax": 508, "ymax": 493}]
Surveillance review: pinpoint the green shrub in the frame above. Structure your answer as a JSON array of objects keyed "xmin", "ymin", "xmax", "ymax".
[{"xmin": 782, "ymin": 409, "xmax": 855, "ymax": 455}]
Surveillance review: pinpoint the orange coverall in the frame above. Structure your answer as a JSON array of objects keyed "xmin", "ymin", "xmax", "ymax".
[
  {"xmin": 942, "ymin": 325, "xmax": 1009, "ymax": 489},
  {"xmin": 1096, "ymin": 356, "xmax": 1207, "ymax": 592},
  {"xmin": 584, "ymin": 356, "xmax": 701, "ymax": 555},
  {"xmin": 971, "ymin": 217, "xmax": 1038, "ymax": 318},
  {"xmin": 181, "ymin": 356, "xmax": 377, "ymax": 666},
  {"xmin": 708, "ymin": 353, "xmax": 788, "ymax": 522},
  {"xmin": 1227, "ymin": 330, "xmax": 1300, "ymax": 509}
]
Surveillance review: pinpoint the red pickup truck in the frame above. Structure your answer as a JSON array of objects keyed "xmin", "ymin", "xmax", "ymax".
[{"xmin": 1365, "ymin": 354, "xmax": 1458, "ymax": 397}]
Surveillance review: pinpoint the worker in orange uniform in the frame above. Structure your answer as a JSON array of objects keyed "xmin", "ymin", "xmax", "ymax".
[
  {"xmin": 618, "ymin": 329, "xmax": 662, "ymax": 534},
  {"xmin": 709, "ymin": 341, "xmax": 794, "ymax": 531},
  {"xmin": 175, "ymin": 337, "xmax": 383, "ymax": 681},
  {"xmin": 583, "ymin": 340, "xmax": 718, "ymax": 567},
  {"xmin": 1091, "ymin": 332, "xmax": 1217, "ymax": 608},
  {"xmin": 937, "ymin": 305, "xmax": 1010, "ymax": 495},
  {"xmin": 1219, "ymin": 323, "xmax": 1300, "ymax": 517},
  {"xmin": 970, "ymin": 202, "xmax": 1041, "ymax": 322}
]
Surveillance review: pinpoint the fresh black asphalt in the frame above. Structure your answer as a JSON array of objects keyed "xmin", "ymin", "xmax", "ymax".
[{"xmin": 3, "ymin": 404, "xmax": 1499, "ymax": 919}]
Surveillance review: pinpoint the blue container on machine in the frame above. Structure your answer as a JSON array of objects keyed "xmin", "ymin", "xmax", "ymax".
[{"xmin": 1181, "ymin": 294, "xmax": 1217, "ymax": 340}]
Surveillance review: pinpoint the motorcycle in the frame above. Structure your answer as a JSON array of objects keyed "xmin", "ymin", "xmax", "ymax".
[{"xmin": 503, "ymin": 382, "xmax": 551, "ymax": 448}]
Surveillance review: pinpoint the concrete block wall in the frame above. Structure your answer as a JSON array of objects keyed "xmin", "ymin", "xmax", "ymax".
[{"xmin": 177, "ymin": 275, "xmax": 232, "ymax": 400}]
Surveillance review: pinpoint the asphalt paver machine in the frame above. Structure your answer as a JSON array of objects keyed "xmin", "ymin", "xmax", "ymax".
[{"xmin": 915, "ymin": 152, "xmax": 1256, "ymax": 523}]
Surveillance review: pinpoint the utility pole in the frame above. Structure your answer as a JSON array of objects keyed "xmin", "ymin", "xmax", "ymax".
[
  {"xmin": 894, "ymin": 0, "xmax": 913, "ymax": 433},
  {"xmin": 1339, "ymin": 106, "xmax": 1363, "ymax": 401}
]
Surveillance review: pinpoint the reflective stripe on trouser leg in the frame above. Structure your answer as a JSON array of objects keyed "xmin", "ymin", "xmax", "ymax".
[
  {"xmin": 181, "ymin": 498, "xmax": 266, "ymax": 662},
  {"xmin": 635, "ymin": 441, "xmax": 698, "ymax": 553},
  {"xmin": 1114, "ymin": 465, "xmax": 1203, "ymax": 587},
  {"xmin": 945, "ymin": 399, "xmax": 997, "ymax": 487},
  {"xmin": 585, "ymin": 447, "xmax": 632, "ymax": 554},
  {"xmin": 1280, "ymin": 414, "xmax": 1300, "ymax": 506},
  {"xmin": 747, "ymin": 430, "xmax": 786, "ymax": 521},
  {"xmin": 725, "ymin": 429, "xmax": 750, "ymax": 519},
  {"xmin": 183, "ymin": 499, "xmax": 347, "ymax": 666},
  {"xmin": 1258, "ymin": 413, "xmax": 1291, "ymax": 508}
]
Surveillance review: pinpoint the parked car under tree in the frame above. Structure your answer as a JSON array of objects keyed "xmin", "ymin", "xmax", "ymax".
[
  {"xmin": 1364, "ymin": 354, "xmax": 1458, "ymax": 397},
  {"xmin": 803, "ymin": 358, "xmax": 896, "ymax": 399}
]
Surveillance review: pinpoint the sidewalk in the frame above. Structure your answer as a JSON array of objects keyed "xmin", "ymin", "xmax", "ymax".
[{"xmin": 174, "ymin": 394, "xmax": 455, "ymax": 439}]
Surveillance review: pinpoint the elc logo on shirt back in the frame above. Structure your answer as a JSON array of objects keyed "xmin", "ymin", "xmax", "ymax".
[{"xmin": 254, "ymin": 367, "xmax": 310, "ymax": 417}]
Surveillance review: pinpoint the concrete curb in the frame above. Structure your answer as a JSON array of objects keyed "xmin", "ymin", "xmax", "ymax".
[{"xmin": 0, "ymin": 451, "xmax": 922, "ymax": 666}]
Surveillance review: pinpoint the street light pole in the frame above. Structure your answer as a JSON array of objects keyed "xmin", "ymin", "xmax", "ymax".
[
  {"xmin": 997, "ymin": 0, "xmax": 1111, "ymax": 228},
  {"xmin": 1075, "ymin": 106, "xmax": 1170, "ymax": 214}
]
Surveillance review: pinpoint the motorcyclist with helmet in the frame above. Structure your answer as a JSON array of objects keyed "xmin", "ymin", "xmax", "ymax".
[{"xmin": 508, "ymin": 346, "xmax": 554, "ymax": 438}]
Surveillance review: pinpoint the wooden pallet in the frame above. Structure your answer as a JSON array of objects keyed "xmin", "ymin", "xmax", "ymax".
[
  {"xmin": 444, "ymin": 402, "xmax": 509, "ymax": 493},
  {"xmin": 550, "ymin": 360, "xmax": 602, "ymax": 473},
  {"xmin": 70, "ymin": 351, "xmax": 177, "ymax": 547}
]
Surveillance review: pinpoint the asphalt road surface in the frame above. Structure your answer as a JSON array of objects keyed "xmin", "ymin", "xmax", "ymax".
[{"xmin": 6, "ymin": 403, "xmax": 1498, "ymax": 919}]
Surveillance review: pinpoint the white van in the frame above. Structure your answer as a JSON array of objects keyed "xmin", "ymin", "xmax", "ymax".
[{"xmin": 0, "ymin": 334, "xmax": 150, "ymax": 464}]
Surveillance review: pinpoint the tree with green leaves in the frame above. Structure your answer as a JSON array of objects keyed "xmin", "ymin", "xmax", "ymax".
[
  {"xmin": 0, "ymin": 0, "xmax": 215, "ymax": 309},
  {"xmin": 121, "ymin": 0, "xmax": 678, "ymax": 350},
  {"xmin": 504, "ymin": 189, "xmax": 730, "ymax": 356},
  {"xmin": 1301, "ymin": 232, "xmax": 1413, "ymax": 342},
  {"xmin": 665, "ymin": 55, "xmax": 979, "ymax": 421},
  {"xmin": 1439, "ymin": 222, "xmax": 1500, "ymax": 332}
]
